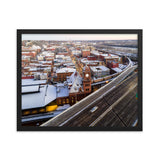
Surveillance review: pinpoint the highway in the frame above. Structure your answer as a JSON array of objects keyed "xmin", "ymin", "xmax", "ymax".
[{"xmin": 41, "ymin": 63, "xmax": 137, "ymax": 127}]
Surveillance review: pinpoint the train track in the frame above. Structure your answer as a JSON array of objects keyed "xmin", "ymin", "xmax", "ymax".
[
  {"xmin": 62, "ymin": 72, "xmax": 137, "ymax": 127},
  {"xmin": 41, "ymin": 65, "xmax": 137, "ymax": 127},
  {"xmin": 95, "ymin": 87, "xmax": 137, "ymax": 127}
]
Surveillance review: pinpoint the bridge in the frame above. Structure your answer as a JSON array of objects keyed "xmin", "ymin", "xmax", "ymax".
[{"xmin": 41, "ymin": 61, "xmax": 138, "ymax": 127}]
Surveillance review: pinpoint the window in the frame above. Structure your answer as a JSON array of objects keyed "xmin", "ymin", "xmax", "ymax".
[
  {"xmin": 86, "ymin": 88, "xmax": 89, "ymax": 91},
  {"xmin": 85, "ymin": 84, "xmax": 90, "ymax": 87},
  {"xmin": 59, "ymin": 99, "xmax": 61, "ymax": 105},
  {"xmin": 39, "ymin": 108, "xmax": 45, "ymax": 113},
  {"xmin": 66, "ymin": 98, "xmax": 69, "ymax": 103},
  {"xmin": 31, "ymin": 110, "xmax": 38, "ymax": 114},
  {"xmin": 23, "ymin": 110, "xmax": 30, "ymax": 115}
]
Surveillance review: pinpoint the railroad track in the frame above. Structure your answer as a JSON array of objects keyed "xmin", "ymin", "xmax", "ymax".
[
  {"xmin": 95, "ymin": 87, "xmax": 137, "ymax": 127},
  {"xmin": 62, "ymin": 72, "xmax": 137, "ymax": 127},
  {"xmin": 41, "ymin": 65, "xmax": 137, "ymax": 127}
]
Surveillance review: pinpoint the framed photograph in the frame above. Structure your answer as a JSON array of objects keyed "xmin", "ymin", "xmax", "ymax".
[{"xmin": 17, "ymin": 29, "xmax": 142, "ymax": 131}]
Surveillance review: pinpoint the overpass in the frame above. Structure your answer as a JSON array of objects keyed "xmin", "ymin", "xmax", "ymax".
[{"xmin": 41, "ymin": 63, "xmax": 137, "ymax": 127}]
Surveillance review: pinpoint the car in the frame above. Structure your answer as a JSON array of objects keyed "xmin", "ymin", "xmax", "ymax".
[{"xmin": 90, "ymin": 106, "xmax": 98, "ymax": 113}]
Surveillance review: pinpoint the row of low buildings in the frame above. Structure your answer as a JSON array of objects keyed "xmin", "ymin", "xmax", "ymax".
[
  {"xmin": 22, "ymin": 42, "xmax": 126, "ymax": 82},
  {"xmin": 69, "ymin": 48, "xmax": 125, "ymax": 79}
]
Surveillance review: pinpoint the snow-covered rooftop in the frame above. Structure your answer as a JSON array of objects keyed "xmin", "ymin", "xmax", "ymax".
[
  {"xmin": 22, "ymin": 85, "xmax": 56, "ymax": 110},
  {"xmin": 119, "ymin": 64, "xmax": 127, "ymax": 70},
  {"xmin": 22, "ymin": 79, "xmax": 47, "ymax": 86},
  {"xmin": 22, "ymin": 85, "xmax": 39, "ymax": 93},
  {"xmin": 69, "ymin": 71, "xmax": 83, "ymax": 93},
  {"xmin": 81, "ymin": 58, "xmax": 102, "ymax": 64},
  {"xmin": 32, "ymin": 45, "xmax": 41, "ymax": 49},
  {"xmin": 56, "ymin": 68, "xmax": 76, "ymax": 74},
  {"xmin": 104, "ymin": 54, "xmax": 119, "ymax": 59},
  {"xmin": 90, "ymin": 66, "xmax": 110, "ymax": 72},
  {"xmin": 91, "ymin": 50, "xmax": 100, "ymax": 55},
  {"xmin": 29, "ymin": 68, "xmax": 37, "ymax": 71},
  {"xmin": 111, "ymin": 67, "xmax": 122, "ymax": 73},
  {"xmin": 56, "ymin": 84, "xmax": 69, "ymax": 98},
  {"xmin": 56, "ymin": 55, "xmax": 65, "ymax": 59}
]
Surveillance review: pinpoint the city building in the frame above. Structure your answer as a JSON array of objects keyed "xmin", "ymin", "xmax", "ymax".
[
  {"xmin": 55, "ymin": 68, "xmax": 76, "ymax": 82},
  {"xmin": 110, "ymin": 67, "xmax": 122, "ymax": 74},
  {"xmin": 104, "ymin": 54, "xmax": 119, "ymax": 64},
  {"xmin": 22, "ymin": 51, "xmax": 37, "ymax": 58},
  {"xmin": 81, "ymin": 58, "xmax": 103, "ymax": 66},
  {"xmin": 107, "ymin": 60, "xmax": 119, "ymax": 69},
  {"xmin": 34, "ymin": 72, "xmax": 48, "ymax": 80},
  {"xmin": 90, "ymin": 50, "xmax": 104, "ymax": 61},
  {"xmin": 90, "ymin": 65, "xmax": 110, "ymax": 78},
  {"xmin": 67, "ymin": 71, "xmax": 84, "ymax": 104},
  {"xmin": 56, "ymin": 83, "xmax": 70, "ymax": 106},
  {"xmin": 83, "ymin": 66, "xmax": 92, "ymax": 93},
  {"xmin": 82, "ymin": 49, "xmax": 90, "ymax": 58},
  {"xmin": 87, "ymin": 56, "xmax": 97, "ymax": 60},
  {"xmin": 22, "ymin": 80, "xmax": 56, "ymax": 116}
]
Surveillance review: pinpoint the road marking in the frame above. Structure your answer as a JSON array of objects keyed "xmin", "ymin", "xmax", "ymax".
[{"xmin": 89, "ymin": 83, "xmax": 137, "ymax": 127}]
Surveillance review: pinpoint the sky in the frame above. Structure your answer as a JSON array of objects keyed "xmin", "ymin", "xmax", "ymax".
[{"xmin": 22, "ymin": 34, "xmax": 137, "ymax": 41}]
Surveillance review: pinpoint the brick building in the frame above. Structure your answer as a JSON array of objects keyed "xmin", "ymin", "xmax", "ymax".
[
  {"xmin": 83, "ymin": 66, "xmax": 92, "ymax": 93},
  {"xmin": 55, "ymin": 68, "xmax": 76, "ymax": 82},
  {"xmin": 87, "ymin": 56, "xmax": 97, "ymax": 60},
  {"xmin": 82, "ymin": 50, "xmax": 90, "ymax": 58},
  {"xmin": 67, "ymin": 69, "xmax": 92, "ymax": 105},
  {"xmin": 22, "ymin": 51, "xmax": 37, "ymax": 57},
  {"xmin": 107, "ymin": 60, "xmax": 119, "ymax": 69},
  {"xmin": 57, "ymin": 52, "xmax": 69, "ymax": 56},
  {"xmin": 104, "ymin": 54, "xmax": 119, "ymax": 64}
]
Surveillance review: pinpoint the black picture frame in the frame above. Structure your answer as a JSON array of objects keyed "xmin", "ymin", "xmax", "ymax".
[{"xmin": 17, "ymin": 29, "xmax": 142, "ymax": 131}]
